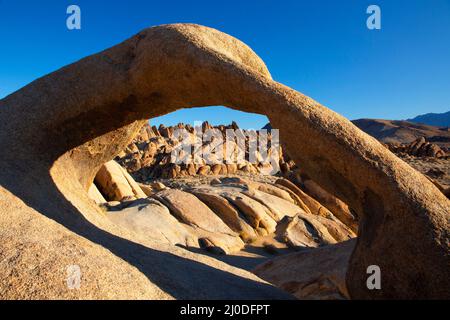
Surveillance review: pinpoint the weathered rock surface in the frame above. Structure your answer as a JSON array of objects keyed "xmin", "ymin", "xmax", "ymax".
[
  {"xmin": 94, "ymin": 165, "xmax": 355, "ymax": 258},
  {"xmin": 186, "ymin": 180, "xmax": 355, "ymax": 247},
  {"xmin": 154, "ymin": 189, "xmax": 244, "ymax": 254},
  {"xmin": 274, "ymin": 178, "xmax": 356, "ymax": 240},
  {"xmin": 190, "ymin": 189, "xmax": 258, "ymax": 242},
  {"xmin": 396, "ymin": 155, "xmax": 450, "ymax": 193},
  {"xmin": 243, "ymin": 188, "xmax": 302, "ymax": 221},
  {"xmin": 276, "ymin": 215, "xmax": 336, "ymax": 248},
  {"xmin": 154, "ymin": 189, "xmax": 235, "ymax": 235},
  {"xmin": 88, "ymin": 183, "xmax": 107, "ymax": 204},
  {"xmin": 302, "ymin": 179, "xmax": 358, "ymax": 232},
  {"xmin": 196, "ymin": 185, "xmax": 279, "ymax": 235},
  {"xmin": 275, "ymin": 178, "xmax": 336, "ymax": 218},
  {"xmin": 105, "ymin": 198, "xmax": 198, "ymax": 247},
  {"xmin": 0, "ymin": 23, "xmax": 448, "ymax": 299},
  {"xmin": 254, "ymin": 240, "xmax": 355, "ymax": 300},
  {"xmin": 95, "ymin": 160, "xmax": 147, "ymax": 201}
]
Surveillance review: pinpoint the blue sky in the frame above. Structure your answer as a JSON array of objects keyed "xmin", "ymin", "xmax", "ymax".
[{"xmin": 0, "ymin": 0, "xmax": 449, "ymax": 129}]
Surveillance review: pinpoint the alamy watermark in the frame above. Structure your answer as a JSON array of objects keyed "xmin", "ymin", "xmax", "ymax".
[
  {"xmin": 64, "ymin": 5, "xmax": 380, "ymax": 32},
  {"xmin": 66, "ymin": 264, "xmax": 82, "ymax": 289},
  {"xmin": 366, "ymin": 265, "xmax": 381, "ymax": 290},
  {"xmin": 65, "ymin": 5, "xmax": 380, "ymax": 31},
  {"xmin": 66, "ymin": 5, "xmax": 81, "ymax": 30},
  {"xmin": 367, "ymin": 5, "xmax": 381, "ymax": 30}
]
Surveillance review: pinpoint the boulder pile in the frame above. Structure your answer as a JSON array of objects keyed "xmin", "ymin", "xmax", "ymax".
[
  {"xmin": 115, "ymin": 122, "xmax": 295, "ymax": 181},
  {"xmin": 383, "ymin": 137, "xmax": 449, "ymax": 197},
  {"xmin": 385, "ymin": 137, "xmax": 448, "ymax": 158}
]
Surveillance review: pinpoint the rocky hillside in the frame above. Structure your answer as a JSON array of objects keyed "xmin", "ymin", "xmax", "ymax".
[
  {"xmin": 352, "ymin": 118, "xmax": 450, "ymax": 149},
  {"xmin": 352, "ymin": 119, "xmax": 449, "ymax": 192}
]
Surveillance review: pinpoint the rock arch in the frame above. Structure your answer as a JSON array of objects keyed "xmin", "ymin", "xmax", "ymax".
[{"xmin": 0, "ymin": 24, "xmax": 448, "ymax": 299}]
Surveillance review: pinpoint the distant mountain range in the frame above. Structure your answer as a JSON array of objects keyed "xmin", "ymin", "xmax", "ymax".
[{"xmin": 407, "ymin": 111, "xmax": 450, "ymax": 127}]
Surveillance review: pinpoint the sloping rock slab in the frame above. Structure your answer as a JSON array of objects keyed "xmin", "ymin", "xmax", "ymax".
[
  {"xmin": 190, "ymin": 185, "xmax": 277, "ymax": 235},
  {"xmin": 243, "ymin": 188, "xmax": 303, "ymax": 221},
  {"xmin": 106, "ymin": 198, "xmax": 198, "ymax": 247},
  {"xmin": 95, "ymin": 160, "xmax": 146, "ymax": 201},
  {"xmin": 276, "ymin": 214, "xmax": 336, "ymax": 248},
  {"xmin": 189, "ymin": 189, "xmax": 258, "ymax": 242},
  {"xmin": 153, "ymin": 189, "xmax": 244, "ymax": 253},
  {"xmin": 254, "ymin": 240, "xmax": 355, "ymax": 300}
]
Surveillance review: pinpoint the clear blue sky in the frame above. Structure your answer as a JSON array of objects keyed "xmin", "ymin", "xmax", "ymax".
[{"xmin": 1, "ymin": 1, "xmax": 449, "ymax": 129}]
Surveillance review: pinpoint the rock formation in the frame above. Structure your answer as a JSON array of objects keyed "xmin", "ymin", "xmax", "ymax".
[
  {"xmin": 94, "ymin": 171, "xmax": 356, "ymax": 256},
  {"xmin": 116, "ymin": 122, "xmax": 293, "ymax": 180},
  {"xmin": 95, "ymin": 160, "xmax": 147, "ymax": 201},
  {"xmin": 0, "ymin": 23, "xmax": 449, "ymax": 299},
  {"xmin": 382, "ymin": 138, "xmax": 449, "ymax": 198},
  {"xmin": 385, "ymin": 137, "xmax": 448, "ymax": 158},
  {"xmin": 105, "ymin": 198, "xmax": 199, "ymax": 248},
  {"xmin": 254, "ymin": 240, "xmax": 355, "ymax": 300},
  {"xmin": 352, "ymin": 118, "xmax": 450, "ymax": 149},
  {"xmin": 154, "ymin": 188, "xmax": 245, "ymax": 254}
]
